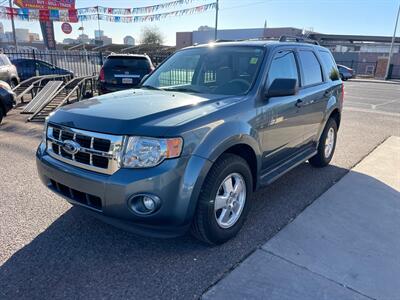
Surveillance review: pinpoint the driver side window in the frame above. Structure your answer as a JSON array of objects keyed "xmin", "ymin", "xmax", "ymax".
[{"xmin": 267, "ymin": 51, "xmax": 299, "ymax": 87}]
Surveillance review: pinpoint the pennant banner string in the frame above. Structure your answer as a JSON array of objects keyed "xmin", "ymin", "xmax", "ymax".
[
  {"xmin": 0, "ymin": 2, "xmax": 216, "ymax": 23},
  {"xmin": 78, "ymin": 0, "xmax": 200, "ymax": 16}
]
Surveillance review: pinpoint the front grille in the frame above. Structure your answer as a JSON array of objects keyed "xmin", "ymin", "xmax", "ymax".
[
  {"xmin": 50, "ymin": 179, "xmax": 102, "ymax": 211},
  {"xmin": 46, "ymin": 124, "xmax": 124, "ymax": 175}
]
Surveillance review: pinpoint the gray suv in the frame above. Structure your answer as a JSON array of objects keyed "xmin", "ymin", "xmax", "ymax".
[{"xmin": 36, "ymin": 40, "xmax": 343, "ymax": 244}]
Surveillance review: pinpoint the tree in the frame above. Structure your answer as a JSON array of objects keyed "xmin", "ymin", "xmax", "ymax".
[{"xmin": 140, "ymin": 26, "xmax": 164, "ymax": 45}]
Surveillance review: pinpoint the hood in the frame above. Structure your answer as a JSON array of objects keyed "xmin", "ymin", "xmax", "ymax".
[{"xmin": 49, "ymin": 89, "xmax": 236, "ymax": 136}]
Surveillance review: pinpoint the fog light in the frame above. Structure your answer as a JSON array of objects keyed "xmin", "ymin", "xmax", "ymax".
[
  {"xmin": 128, "ymin": 194, "xmax": 161, "ymax": 215},
  {"xmin": 142, "ymin": 196, "xmax": 155, "ymax": 211}
]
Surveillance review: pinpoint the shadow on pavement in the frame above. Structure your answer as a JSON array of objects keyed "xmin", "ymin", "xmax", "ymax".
[{"xmin": 0, "ymin": 163, "xmax": 352, "ymax": 299}]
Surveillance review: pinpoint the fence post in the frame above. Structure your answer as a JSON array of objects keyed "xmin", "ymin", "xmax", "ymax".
[
  {"xmin": 32, "ymin": 49, "xmax": 39, "ymax": 77},
  {"xmin": 99, "ymin": 52, "xmax": 104, "ymax": 66}
]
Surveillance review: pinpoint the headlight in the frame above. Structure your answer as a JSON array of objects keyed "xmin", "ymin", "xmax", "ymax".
[{"xmin": 122, "ymin": 136, "xmax": 183, "ymax": 168}]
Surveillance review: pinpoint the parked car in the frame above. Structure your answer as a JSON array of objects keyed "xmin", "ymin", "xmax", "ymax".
[
  {"xmin": 0, "ymin": 80, "xmax": 16, "ymax": 124},
  {"xmin": 337, "ymin": 64, "xmax": 354, "ymax": 80},
  {"xmin": 11, "ymin": 58, "xmax": 73, "ymax": 82},
  {"xmin": 0, "ymin": 54, "xmax": 20, "ymax": 88},
  {"xmin": 36, "ymin": 40, "xmax": 343, "ymax": 244},
  {"xmin": 98, "ymin": 54, "xmax": 154, "ymax": 94}
]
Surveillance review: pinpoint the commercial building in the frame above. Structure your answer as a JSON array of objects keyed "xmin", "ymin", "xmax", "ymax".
[
  {"xmin": 15, "ymin": 28, "xmax": 30, "ymax": 42},
  {"xmin": 94, "ymin": 30, "xmax": 104, "ymax": 40},
  {"xmin": 124, "ymin": 35, "xmax": 135, "ymax": 46},
  {"xmin": 176, "ymin": 27, "xmax": 303, "ymax": 49}
]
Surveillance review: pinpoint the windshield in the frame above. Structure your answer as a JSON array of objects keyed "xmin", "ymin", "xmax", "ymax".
[{"xmin": 143, "ymin": 46, "xmax": 265, "ymax": 95}]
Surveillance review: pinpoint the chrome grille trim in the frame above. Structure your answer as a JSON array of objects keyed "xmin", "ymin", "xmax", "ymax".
[{"xmin": 46, "ymin": 124, "xmax": 124, "ymax": 175}]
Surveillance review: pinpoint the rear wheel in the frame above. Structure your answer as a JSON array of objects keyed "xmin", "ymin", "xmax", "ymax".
[
  {"xmin": 191, "ymin": 153, "xmax": 253, "ymax": 245},
  {"xmin": 309, "ymin": 118, "xmax": 338, "ymax": 168}
]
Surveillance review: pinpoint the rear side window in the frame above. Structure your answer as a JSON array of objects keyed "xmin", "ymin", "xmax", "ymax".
[
  {"xmin": 267, "ymin": 50, "xmax": 299, "ymax": 86},
  {"xmin": 318, "ymin": 50, "xmax": 340, "ymax": 81},
  {"xmin": 298, "ymin": 50, "xmax": 323, "ymax": 86},
  {"xmin": 104, "ymin": 57, "xmax": 150, "ymax": 70}
]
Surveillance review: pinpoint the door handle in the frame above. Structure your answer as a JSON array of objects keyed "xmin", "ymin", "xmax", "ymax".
[{"xmin": 295, "ymin": 99, "xmax": 303, "ymax": 108}]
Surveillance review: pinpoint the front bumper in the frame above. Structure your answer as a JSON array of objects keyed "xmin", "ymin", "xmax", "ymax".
[{"xmin": 36, "ymin": 142, "xmax": 212, "ymax": 237}]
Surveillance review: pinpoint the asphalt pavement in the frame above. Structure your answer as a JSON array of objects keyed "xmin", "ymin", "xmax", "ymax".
[{"xmin": 0, "ymin": 81, "xmax": 399, "ymax": 299}]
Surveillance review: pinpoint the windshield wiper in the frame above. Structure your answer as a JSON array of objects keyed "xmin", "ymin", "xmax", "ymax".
[
  {"xmin": 141, "ymin": 85, "xmax": 162, "ymax": 90},
  {"xmin": 163, "ymin": 87, "xmax": 200, "ymax": 93}
]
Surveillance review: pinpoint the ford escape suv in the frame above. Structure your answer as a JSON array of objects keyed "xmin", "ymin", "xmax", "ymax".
[{"xmin": 36, "ymin": 40, "xmax": 343, "ymax": 244}]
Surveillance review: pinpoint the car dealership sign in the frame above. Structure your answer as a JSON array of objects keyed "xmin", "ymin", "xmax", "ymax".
[{"xmin": 13, "ymin": 0, "xmax": 75, "ymax": 10}]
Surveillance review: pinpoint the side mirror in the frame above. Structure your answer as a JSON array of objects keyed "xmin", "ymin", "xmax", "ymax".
[
  {"xmin": 265, "ymin": 78, "xmax": 298, "ymax": 98},
  {"xmin": 140, "ymin": 74, "xmax": 149, "ymax": 85}
]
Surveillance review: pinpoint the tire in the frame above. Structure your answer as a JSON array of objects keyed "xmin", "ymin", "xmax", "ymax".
[
  {"xmin": 10, "ymin": 78, "xmax": 18, "ymax": 89},
  {"xmin": 0, "ymin": 106, "xmax": 4, "ymax": 124},
  {"xmin": 309, "ymin": 118, "xmax": 338, "ymax": 168},
  {"xmin": 191, "ymin": 153, "xmax": 253, "ymax": 245}
]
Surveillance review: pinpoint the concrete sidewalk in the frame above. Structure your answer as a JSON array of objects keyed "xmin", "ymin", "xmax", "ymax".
[{"xmin": 203, "ymin": 136, "xmax": 400, "ymax": 300}]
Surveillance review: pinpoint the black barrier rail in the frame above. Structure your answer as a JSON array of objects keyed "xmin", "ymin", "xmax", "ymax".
[{"xmin": 1, "ymin": 48, "xmax": 103, "ymax": 79}]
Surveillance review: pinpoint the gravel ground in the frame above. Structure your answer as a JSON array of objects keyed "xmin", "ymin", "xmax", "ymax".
[{"xmin": 0, "ymin": 82, "xmax": 399, "ymax": 299}]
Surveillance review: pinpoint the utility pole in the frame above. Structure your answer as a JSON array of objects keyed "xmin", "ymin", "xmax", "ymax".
[
  {"xmin": 9, "ymin": 0, "xmax": 17, "ymax": 49},
  {"xmin": 385, "ymin": 3, "xmax": 400, "ymax": 80},
  {"xmin": 214, "ymin": 0, "xmax": 219, "ymax": 41},
  {"xmin": 96, "ymin": 6, "xmax": 102, "ymax": 42}
]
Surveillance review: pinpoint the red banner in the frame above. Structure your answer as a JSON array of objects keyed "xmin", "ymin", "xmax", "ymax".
[{"xmin": 14, "ymin": 0, "xmax": 75, "ymax": 10}]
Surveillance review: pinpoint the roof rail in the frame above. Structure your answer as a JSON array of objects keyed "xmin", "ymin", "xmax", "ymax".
[
  {"xmin": 215, "ymin": 39, "xmax": 239, "ymax": 43},
  {"xmin": 279, "ymin": 35, "xmax": 319, "ymax": 45}
]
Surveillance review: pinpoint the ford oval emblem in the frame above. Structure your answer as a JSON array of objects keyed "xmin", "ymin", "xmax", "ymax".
[{"xmin": 62, "ymin": 140, "xmax": 80, "ymax": 155}]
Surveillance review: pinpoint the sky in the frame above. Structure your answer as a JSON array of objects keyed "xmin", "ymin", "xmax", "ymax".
[{"xmin": 0, "ymin": 0, "xmax": 399, "ymax": 45}]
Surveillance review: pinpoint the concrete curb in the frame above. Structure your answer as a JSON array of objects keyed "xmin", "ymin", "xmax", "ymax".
[{"xmin": 349, "ymin": 78, "xmax": 400, "ymax": 85}]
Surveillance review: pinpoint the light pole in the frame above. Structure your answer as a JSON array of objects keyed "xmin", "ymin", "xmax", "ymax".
[
  {"xmin": 385, "ymin": 3, "xmax": 400, "ymax": 80},
  {"xmin": 9, "ymin": 0, "xmax": 17, "ymax": 49},
  {"xmin": 214, "ymin": 0, "xmax": 219, "ymax": 41}
]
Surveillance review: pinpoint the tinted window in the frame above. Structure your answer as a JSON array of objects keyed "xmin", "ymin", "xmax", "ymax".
[
  {"xmin": 267, "ymin": 51, "xmax": 298, "ymax": 86},
  {"xmin": 104, "ymin": 57, "xmax": 150, "ymax": 70},
  {"xmin": 298, "ymin": 50, "xmax": 323, "ymax": 86},
  {"xmin": 319, "ymin": 50, "xmax": 340, "ymax": 81}
]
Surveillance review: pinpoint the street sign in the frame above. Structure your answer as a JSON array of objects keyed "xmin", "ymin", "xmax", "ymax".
[{"xmin": 62, "ymin": 23, "xmax": 72, "ymax": 34}]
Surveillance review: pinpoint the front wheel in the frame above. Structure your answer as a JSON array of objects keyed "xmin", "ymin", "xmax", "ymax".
[
  {"xmin": 0, "ymin": 106, "xmax": 4, "ymax": 124},
  {"xmin": 309, "ymin": 118, "xmax": 338, "ymax": 168},
  {"xmin": 191, "ymin": 154, "xmax": 253, "ymax": 245}
]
